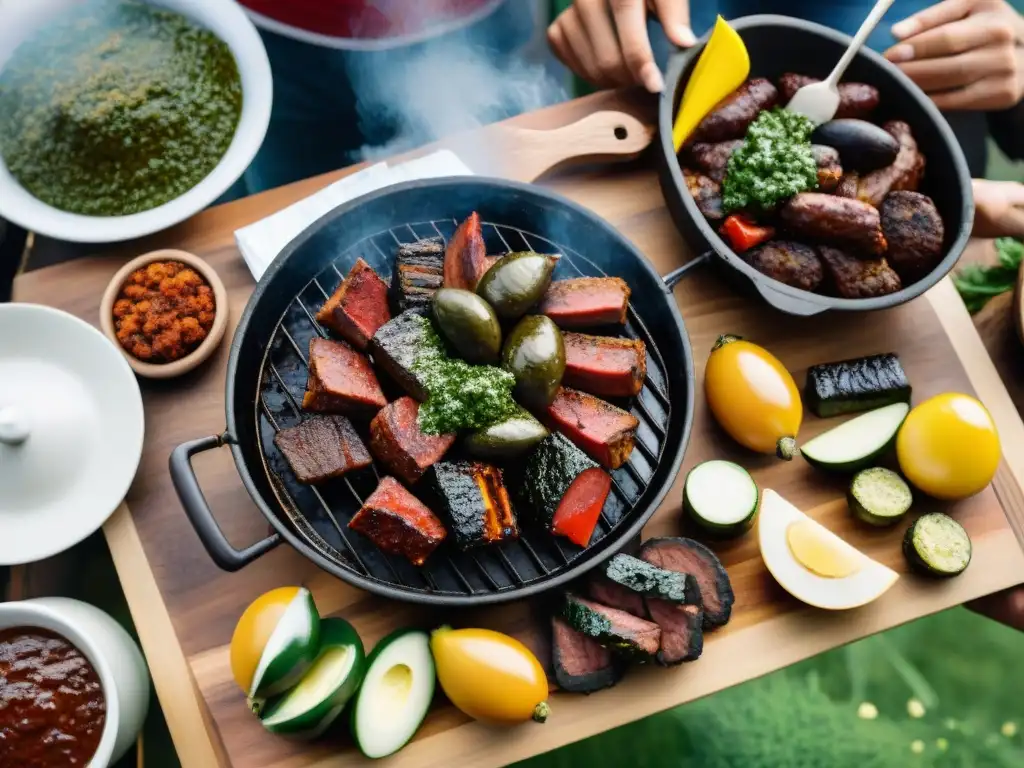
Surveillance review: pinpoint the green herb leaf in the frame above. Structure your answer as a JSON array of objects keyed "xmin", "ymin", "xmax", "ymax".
[{"xmin": 953, "ymin": 237, "xmax": 1024, "ymax": 314}]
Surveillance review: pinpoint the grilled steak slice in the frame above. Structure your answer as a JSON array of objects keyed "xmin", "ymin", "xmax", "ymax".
[
  {"xmin": 348, "ymin": 476, "xmax": 447, "ymax": 565},
  {"xmin": 392, "ymin": 237, "xmax": 445, "ymax": 313},
  {"xmin": 369, "ymin": 397, "xmax": 455, "ymax": 484},
  {"xmin": 644, "ymin": 599, "xmax": 704, "ymax": 665},
  {"xmin": 369, "ymin": 311, "xmax": 440, "ymax": 401},
  {"xmin": 561, "ymin": 594, "xmax": 661, "ymax": 659},
  {"xmin": 587, "ymin": 576, "xmax": 646, "ymax": 617},
  {"xmin": 539, "ymin": 278, "xmax": 630, "ymax": 328},
  {"xmin": 604, "ymin": 553, "xmax": 700, "ymax": 604},
  {"xmin": 302, "ymin": 338, "xmax": 387, "ymax": 414},
  {"xmin": 542, "ymin": 387, "xmax": 639, "ymax": 470},
  {"xmin": 428, "ymin": 461, "xmax": 518, "ymax": 549},
  {"xmin": 562, "ymin": 332, "xmax": 646, "ymax": 398},
  {"xmin": 443, "ymin": 211, "xmax": 496, "ymax": 291},
  {"xmin": 551, "ymin": 616, "xmax": 626, "ymax": 694},
  {"xmin": 273, "ymin": 415, "xmax": 372, "ymax": 484},
  {"xmin": 316, "ymin": 258, "xmax": 391, "ymax": 349},
  {"xmin": 639, "ymin": 537, "xmax": 735, "ymax": 628}
]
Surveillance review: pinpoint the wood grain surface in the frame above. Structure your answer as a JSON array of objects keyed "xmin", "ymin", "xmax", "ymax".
[{"xmin": 12, "ymin": 90, "xmax": 1024, "ymax": 768}]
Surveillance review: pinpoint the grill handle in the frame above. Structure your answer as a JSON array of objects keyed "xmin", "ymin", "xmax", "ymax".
[{"xmin": 170, "ymin": 434, "xmax": 282, "ymax": 571}]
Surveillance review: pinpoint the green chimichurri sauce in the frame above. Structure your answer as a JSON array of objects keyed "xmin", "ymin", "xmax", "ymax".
[{"xmin": 0, "ymin": 0, "xmax": 242, "ymax": 216}]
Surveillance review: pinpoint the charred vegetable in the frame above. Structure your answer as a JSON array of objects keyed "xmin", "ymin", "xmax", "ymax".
[
  {"xmin": 804, "ymin": 353, "xmax": 911, "ymax": 418},
  {"xmin": 603, "ymin": 553, "xmax": 699, "ymax": 604},
  {"xmin": 903, "ymin": 513, "xmax": 972, "ymax": 577},
  {"xmin": 721, "ymin": 214, "xmax": 775, "ymax": 253},
  {"xmin": 811, "ymin": 119, "xmax": 900, "ymax": 173},
  {"xmin": 539, "ymin": 277, "xmax": 630, "ymax": 328},
  {"xmin": 432, "ymin": 288, "xmax": 502, "ymax": 364},
  {"xmin": 476, "ymin": 251, "xmax": 559, "ymax": 320},
  {"xmin": 502, "ymin": 315, "xmax": 566, "ymax": 408},
  {"xmin": 543, "ymin": 387, "xmax": 639, "ymax": 470},
  {"xmin": 348, "ymin": 477, "xmax": 447, "ymax": 566},
  {"xmin": 562, "ymin": 332, "xmax": 646, "ymax": 398},
  {"xmin": 429, "ymin": 461, "xmax": 518, "ymax": 550},
  {"xmin": 551, "ymin": 617, "xmax": 626, "ymax": 694},
  {"xmin": 463, "ymin": 408, "xmax": 549, "ymax": 459},
  {"xmin": 392, "ymin": 237, "xmax": 445, "ymax": 313},
  {"xmin": 560, "ymin": 594, "xmax": 661, "ymax": 660},
  {"xmin": 640, "ymin": 537, "xmax": 734, "ymax": 628}
]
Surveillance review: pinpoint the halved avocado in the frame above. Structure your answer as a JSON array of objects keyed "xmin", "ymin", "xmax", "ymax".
[{"xmin": 261, "ymin": 618, "xmax": 366, "ymax": 738}]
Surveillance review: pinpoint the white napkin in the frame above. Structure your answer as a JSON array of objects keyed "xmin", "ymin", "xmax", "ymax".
[{"xmin": 235, "ymin": 149, "xmax": 475, "ymax": 280}]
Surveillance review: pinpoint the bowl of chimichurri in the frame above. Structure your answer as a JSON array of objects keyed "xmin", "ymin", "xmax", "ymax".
[{"xmin": 0, "ymin": 0, "xmax": 271, "ymax": 243}]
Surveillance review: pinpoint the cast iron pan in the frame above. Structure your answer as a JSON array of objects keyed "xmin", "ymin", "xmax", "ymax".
[
  {"xmin": 655, "ymin": 15, "xmax": 974, "ymax": 316},
  {"xmin": 170, "ymin": 177, "xmax": 697, "ymax": 606}
]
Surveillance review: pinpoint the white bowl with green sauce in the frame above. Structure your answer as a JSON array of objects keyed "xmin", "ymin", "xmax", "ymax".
[{"xmin": 0, "ymin": 0, "xmax": 272, "ymax": 243}]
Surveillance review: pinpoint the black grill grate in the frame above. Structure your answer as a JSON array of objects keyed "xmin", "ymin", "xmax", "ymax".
[{"xmin": 255, "ymin": 218, "xmax": 672, "ymax": 598}]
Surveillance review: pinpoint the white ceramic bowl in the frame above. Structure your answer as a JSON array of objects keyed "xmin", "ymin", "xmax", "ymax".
[
  {"xmin": 0, "ymin": 597, "xmax": 151, "ymax": 767},
  {"xmin": 0, "ymin": 0, "xmax": 272, "ymax": 243}
]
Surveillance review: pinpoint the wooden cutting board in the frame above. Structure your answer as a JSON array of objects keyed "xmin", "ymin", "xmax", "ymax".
[{"xmin": 13, "ymin": 90, "xmax": 1024, "ymax": 768}]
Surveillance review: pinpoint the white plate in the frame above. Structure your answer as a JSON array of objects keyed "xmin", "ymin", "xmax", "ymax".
[{"xmin": 0, "ymin": 304, "xmax": 144, "ymax": 564}]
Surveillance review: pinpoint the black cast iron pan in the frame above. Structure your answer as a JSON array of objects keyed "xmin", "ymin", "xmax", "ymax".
[
  {"xmin": 170, "ymin": 177, "xmax": 696, "ymax": 607},
  {"xmin": 655, "ymin": 15, "xmax": 974, "ymax": 317}
]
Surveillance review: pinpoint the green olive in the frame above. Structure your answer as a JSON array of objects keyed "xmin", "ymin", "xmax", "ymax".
[
  {"xmin": 432, "ymin": 288, "xmax": 502, "ymax": 364},
  {"xmin": 502, "ymin": 315, "xmax": 565, "ymax": 408},
  {"xmin": 463, "ymin": 408, "xmax": 550, "ymax": 459},
  {"xmin": 476, "ymin": 252, "xmax": 559, "ymax": 320}
]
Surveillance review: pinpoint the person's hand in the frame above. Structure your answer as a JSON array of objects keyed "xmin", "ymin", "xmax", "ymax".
[
  {"xmin": 971, "ymin": 179, "xmax": 1024, "ymax": 238},
  {"xmin": 547, "ymin": 0, "xmax": 696, "ymax": 94},
  {"xmin": 967, "ymin": 586, "xmax": 1024, "ymax": 631},
  {"xmin": 885, "ymin": 0, "xmax": 1024, "ymax": 111}
]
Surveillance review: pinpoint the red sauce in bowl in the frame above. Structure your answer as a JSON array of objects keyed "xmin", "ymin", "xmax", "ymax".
[{"xmin": 0, "ymin": 627, "xmax": 106, "ymax": 767}]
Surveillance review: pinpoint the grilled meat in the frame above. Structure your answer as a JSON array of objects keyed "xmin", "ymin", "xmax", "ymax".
[
  {"xmin": 543, "ymin": 387, "xmax": 639, "ymax": 470},
  {"xmin": 302, "ymin": 337, "xmax": 387, "ymax": 414},
  {"xmin": 683, "ymin": 139, "xmax": 743, "ymax": 182},
  {"xmin": 779, "ymin": 74, "xmax": 880, "ymax": 119},
  {"xmin": 273, "ymin": 415, "xmax": 372, "ymax": 484},
  {"xmin": 588, "ymin": 576, "xmax": 646, "ymax": 617},
  {"xmin": 348, "ymin": 476, "xmax": 447, "ymax": 565},
  {"xmin": 689, "ymin": 78, "xmax": 779, "ymax": 143},
  {"xmin": 562, "ymin": 332, "xmax": 646, "ymax": 398},
  {"xmin": 369, "ymin": 397, "xmax": 455, "ymax": 485},
  {"xmin": 539, "ymin": 277, "xmax": 630, "ymax": 328},
  {"xmin": 561, "ymin": 593, "xmax": 662, "ymax": 659},
  {"xmin": 837, "ymin": 121, "xmax": 924, "ymax": 208},
  {"xmin": 812, "ymin": 144, "xmax": 843, "ymax": 192},
  {"xmin": 683, "ymin": 169, "xmax": 725, "ymax": 222},
  {"xmin": 369, "ymin": 311, "xmax": 438, "ymax": 401},
  {"xmin": 604, "ymin": 553, "xmax": 700, "ymax": 604},
  {"xmin": 781, "ymin": 193, "xmax": 887, "ymax": 256},
  {"xmin": 880, "ymin": 191, "xmax": 945, "ymax": 284},
  {"xmin": 428, "ymin": 460, "xmax": 518, "ymax": 549},
  {"xmin": 444, "ymin": 211, "xmax": 496, "ymax": 291},
  {"xmin": 392, "ymin": 237, "xmax": 445, "ymax": 313},
  {"xmin": 316, "ymin": 258, "xmax": 391, "ymax": 350},
  {"xmin": 644, "ymin": 600, "xmax": 704, "ymax": 665},
  {"xmin": 818, "ymin": 245, "xmax": 902, "ymax": 299},
  {"xmin": 639, "ymin": 537, "xmax": 734, "ymax": 628},
  {"xmin": 743, "ymin": 240, "xmax": 824, "ymax": 292},
  {"xmin": 551, "ymin": 616, "xmax": 626, "ymax": 694}
]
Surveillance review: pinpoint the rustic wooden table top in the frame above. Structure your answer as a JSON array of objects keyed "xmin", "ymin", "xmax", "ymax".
[{"xmin": 13, "ymin": 90, "xmax": 1024, "ymax": 768}]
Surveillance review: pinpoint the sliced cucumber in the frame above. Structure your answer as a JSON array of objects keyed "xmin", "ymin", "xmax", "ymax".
[
  {"xmin": 848, "ymin": 467, "xmax": 913, "ymax": 527},
  {"xmin": 351, "ymin": 629, "xmax": 435, "ymax": 759},
  {"xmin": 903, "ymin": 513, "xmax": 972, "ymax": 577},
  {"xmin": 683, "ymin": 460, "xmax": 759, "ymax": 537},
  {"xmin": 261, "ymin": 618, "xmax": 365, "ymax": 738},
  {"xmin": 801, "ymin": 402, "xmax": 910, "ymax": 473}
]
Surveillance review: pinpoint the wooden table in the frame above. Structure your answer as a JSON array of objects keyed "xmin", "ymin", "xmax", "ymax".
[{"xmin": 13, "ymin": 90, "xmax": 1024, "ymax": 768}]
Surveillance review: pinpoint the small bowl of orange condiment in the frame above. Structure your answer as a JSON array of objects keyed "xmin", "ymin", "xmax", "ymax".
[{"xmin": 100, "ymin": 249, "xmax": 229, "ymax": 379}]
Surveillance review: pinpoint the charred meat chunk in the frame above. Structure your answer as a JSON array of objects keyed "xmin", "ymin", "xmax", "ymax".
[
  {"xmin": 551, "ymin": 616, "xmax": 626, "ymax": 694},
  {"xmin": 561, "ymin": 593, "xmax": 661, "ymax": 659},
  {"xmin": 880, "ymin": 191, "xmax": 945, "ymax": 284},
  {"xmin": 842, "ymin": 121, "xmax": 925, "ymax": 208},
  {"xmin": 562, "ymin": 332, "xmax": 646, "ymax": 398},
  {"xmin": 639, "ymin": 537, "xmax": 735, "ymax": 628},
  {"xmin": 369, "ymin": 397, "xmax": 455, "ymax": 484},
  {"xmin": 369, "ymin": 311, "xmax": 440, "ymax": 401},
  {"xmin": 778, "ymin": 74, "xmax": 880, "ymax": 119},
  {"xmin": 348, "ymin": 476, "xmax": 447, "ymax": 565},
  {"xmin": 444, "ymin": 211, "xmax": 496, "ymax": 291},
  {"xmin": 273, "ymin": 415, "xmax": 372, "ymax": 484},
  {"xmin": 604, "ymin": 553, "xmax": 700, "ymax": 604},
  {"xmin": 392, "ymin": 237, "xmax": 445, "ymax": 313},
  {"xmin": 539, "ymin": 277, "xmax": 630, "ymax": 328},
  {"xmin": 818, "ymin": 245, "xmax": 902, "ymax": 299},
  {"xmin": 644, "ymin": 600, "xmax": 704, "ymax": 665},
  {"xmin": 588, "ymin": 576, "xmax": 646, "ymax": 617},
  {"xmin": 543, "ymin": 387, "xmax": 639, "ymax": 470},
  {"xmin": 428, "ymin": 460, "xmax": 518, "ymax": 549},
  {"xmin": 781, "ymin": 193, "xmax": 887, "ymax": 256},
  {"xmin": 683, "ymin": 139, "xmax": 743, "ymax": 182},
  {"xmin": 316, "ymin": 258, "xmax": 391, "ymax": 350},
  {"xmin": 302, "ymin": 337, "xmax": 387, "ymax": 414},
  {"xmin": 689, "ymin": 78, "xmax": 779, "ymax": 143},
  {"xmin": 683, "ymin": 169, "xmax": 725, "ymax": 222},
  {"xmin": 743, "ymin": 240, "xmax": 824, "ymax": 292},
  {"xmin": 812, "ymin": 144, "xmax": 843, "ymax": 193}
]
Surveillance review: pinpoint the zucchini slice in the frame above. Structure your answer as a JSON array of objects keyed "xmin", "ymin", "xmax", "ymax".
[
  {"xmin": 801, "ymin": 402, "xmax": 910, "ymax": 473},
  {"xmin": 351, "ymin": 629, "xmax": 435, "ymax": 758},
  {"xmin": 848, "ymin": 467, "xmax": 913, "ymax": 527},
  {"xmin": 603, "ymin": 553, "xmax": 699, "ymax": 604},
  {"xmin": 683, "ymin": 460, "xmax": 759, "ymax": 537},
  {"xmin": 804, "ymin": 353, "xmax": 911, "ymax": 418},
  {"xmin": 903, "ymin": 513, "xmax": 972, "ymax": 577}
]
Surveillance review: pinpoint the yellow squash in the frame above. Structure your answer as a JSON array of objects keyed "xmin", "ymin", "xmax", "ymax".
[
  {"xmin": 704, "ymin": 335, "xmax": 802, "ymax": 460},
  {"xmin": 896, "ymin": 393, "xmax": 1000, "ymax": 500},
  {"xmin": 430, "ymin": 626, "xmax": 550, "ymax": 725}
]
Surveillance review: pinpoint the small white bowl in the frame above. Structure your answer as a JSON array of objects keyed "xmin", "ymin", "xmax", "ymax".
[{"xmin": 0, "ymin": 0, "xmax": 272, "ymax": 243}]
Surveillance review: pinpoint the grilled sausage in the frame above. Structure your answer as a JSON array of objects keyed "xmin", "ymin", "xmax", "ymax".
[
  {"xmin": 778, "ymin": 73, "xmax": 880, "ymax": 119},
  {"xmin": 812, "ymin": 145, "xmax": 843, "ymax": 192},
  {"xmin": 683, "ymin": 139, "xmax": 743, "ymax": 182},
  {"xmin": 744, "ymin": 240, "xmax": 824, "ymax": 292},
  {"xmin": 781, "ymin": 193, "xmax": 888, "ymax": 256},
  {"xmin": 683, "ymin": 169, "xmax": 724, "ymax": 222},
  {"xmin": 880, "ymin": 191, "xmax": 945, "ymax": 284},
  {"xmin": 689, "ymin": 78, "xmax": 778, "ymax": 143},
  {"xmin": 838, "ymin": 121, "xmax": 925, "ymax": 208},
  {"xmin": 818, "ymin": 245, "xmax": 902, "ymax": 298}
]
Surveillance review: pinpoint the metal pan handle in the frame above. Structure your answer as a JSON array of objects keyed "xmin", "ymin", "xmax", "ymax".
[
  {"xmin": 169, "ymin": 434, "xmax": 282, "ymax": 572},
  {"xmin": 755, "ymin": 283, "xmax": 827, "ymax": 316},
  {"xmin": 662, "ymin": 251, "xmax": 712, "ymax": 289}
]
